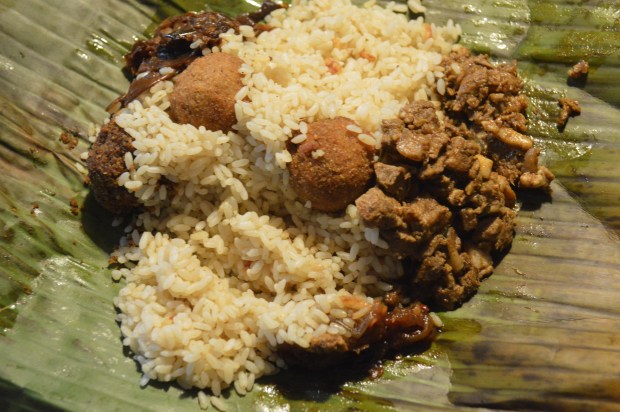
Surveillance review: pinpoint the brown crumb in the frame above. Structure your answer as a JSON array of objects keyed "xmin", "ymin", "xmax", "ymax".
[
  {"xmin": 359, "ymin": 51, "xmax": 377, "ymax": 62},
  {"xmin": 108, "ymin": 255, "xmax": 119, "ymax": 265},
  {"xmin": 253, "ymin": 23, "xmax": 274, "ymax": 34},
  {"xmin": 557, "ymin": 98, "xmax": 581, "ymax": 129},
  {"xmin": 568, "ymin": 60, "xmax": 589, "ymax": 80},
  {"xmin": 30, "ymin": 202, "xmax": 40, "ymax": 216},
  {"xmin": 324, "ymin": 57, "xmax": 343, "ymax": 74},
  {"xmin": 513, "ymin": 267, "xmax": 527, "ymax": 276},
  {"xmin": 423, "ymin": 23, "xmax": 433, "ymax": 40},
  {"xmin": 369, "ymin": 362, "xmax": 384, "ymax": 379},
  {"xmin": 59, "ymin": 130, "xmax": 79, "ymax": 150},
  {"xmin": 70, "ymin": 198, "xmax": 80, "ymax": 216}
]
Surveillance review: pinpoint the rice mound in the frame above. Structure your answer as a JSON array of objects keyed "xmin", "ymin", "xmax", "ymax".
[{"xmin": 111, "ymin": 0, "xmax": 461, "ymax": 397}]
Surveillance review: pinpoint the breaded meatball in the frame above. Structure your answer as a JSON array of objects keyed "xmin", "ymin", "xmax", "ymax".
[
  {"xmin": 169, "ymin": 52, "xmax": 244, "ymax": 132},
  {"xmin": 87, "ymin": 120, "xmax": 138, "ymax": 214},
  {"xmin": 288, "ymin": 117, "xmax": 375, "ymax": 212}
]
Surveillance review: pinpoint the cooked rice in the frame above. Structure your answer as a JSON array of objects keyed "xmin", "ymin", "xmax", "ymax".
[{"xmin": 110, "ymin": 0, "xmax": 460, "ymax": 397}]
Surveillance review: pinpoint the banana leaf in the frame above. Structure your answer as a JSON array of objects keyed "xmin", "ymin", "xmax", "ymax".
[{"xmin": 1, "ymin": 0, "xmax": 619, "ymax": 410}]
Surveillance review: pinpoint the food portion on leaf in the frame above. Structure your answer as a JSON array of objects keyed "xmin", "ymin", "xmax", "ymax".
[
  {"xmin": 84, "ymin": 0, "xmax": 557, "ymax": 401},
  {"xmin": 107, "ymin": 1, "xmax": 284, "ymax": 114},
  {"xmin": 353, "ymin": 50, "xmax": 555, "ymax": 309}
]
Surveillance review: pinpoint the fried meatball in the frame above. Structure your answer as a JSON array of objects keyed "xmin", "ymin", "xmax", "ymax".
[
  {"xmin": 288, "ymin": 117, "xmax": 375, "ymax": 212},
  {"xmin": 87, "ymin": 120, "xmax": 138, "ymax": 214},
  {"xmin": 169, "ymin": 52, "xmax": 244, "ymax": 132}
]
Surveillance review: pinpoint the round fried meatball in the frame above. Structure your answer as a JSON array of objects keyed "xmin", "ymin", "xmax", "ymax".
[
  {"xmin": 169, "ymin": 52, "xmax": 244, "ymax": 132},
  {"xmin": 288, "ymin": 117, "xmax": 375, "ymax": 212}
]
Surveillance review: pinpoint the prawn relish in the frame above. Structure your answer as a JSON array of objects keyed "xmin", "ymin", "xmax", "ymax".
[{"xmin": 86, "ymin": 0, "xmax": 551, "ymax": 407}]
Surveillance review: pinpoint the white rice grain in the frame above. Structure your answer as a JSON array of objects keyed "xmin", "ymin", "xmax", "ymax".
[
  {"xmin": 210, "ymin": 396, "xmax": 228, "ymax": 412},
  {"xmin": 436, "ymin": 78, "xmax": 446, "ymax": 96},
  {"xmin": 198, "ymin": 391, "xmax": 210, "ymax": 409}
]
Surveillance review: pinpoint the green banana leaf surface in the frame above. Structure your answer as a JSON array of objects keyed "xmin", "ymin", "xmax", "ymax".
[{"xmin": 1, "ymin": 0, "xmax": 619, "ymax": 410}]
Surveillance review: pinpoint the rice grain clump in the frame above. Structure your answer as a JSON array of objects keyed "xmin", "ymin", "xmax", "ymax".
[{"xmin": 111, "ymin": 0, "xmax": 460, "ymax": 396}]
